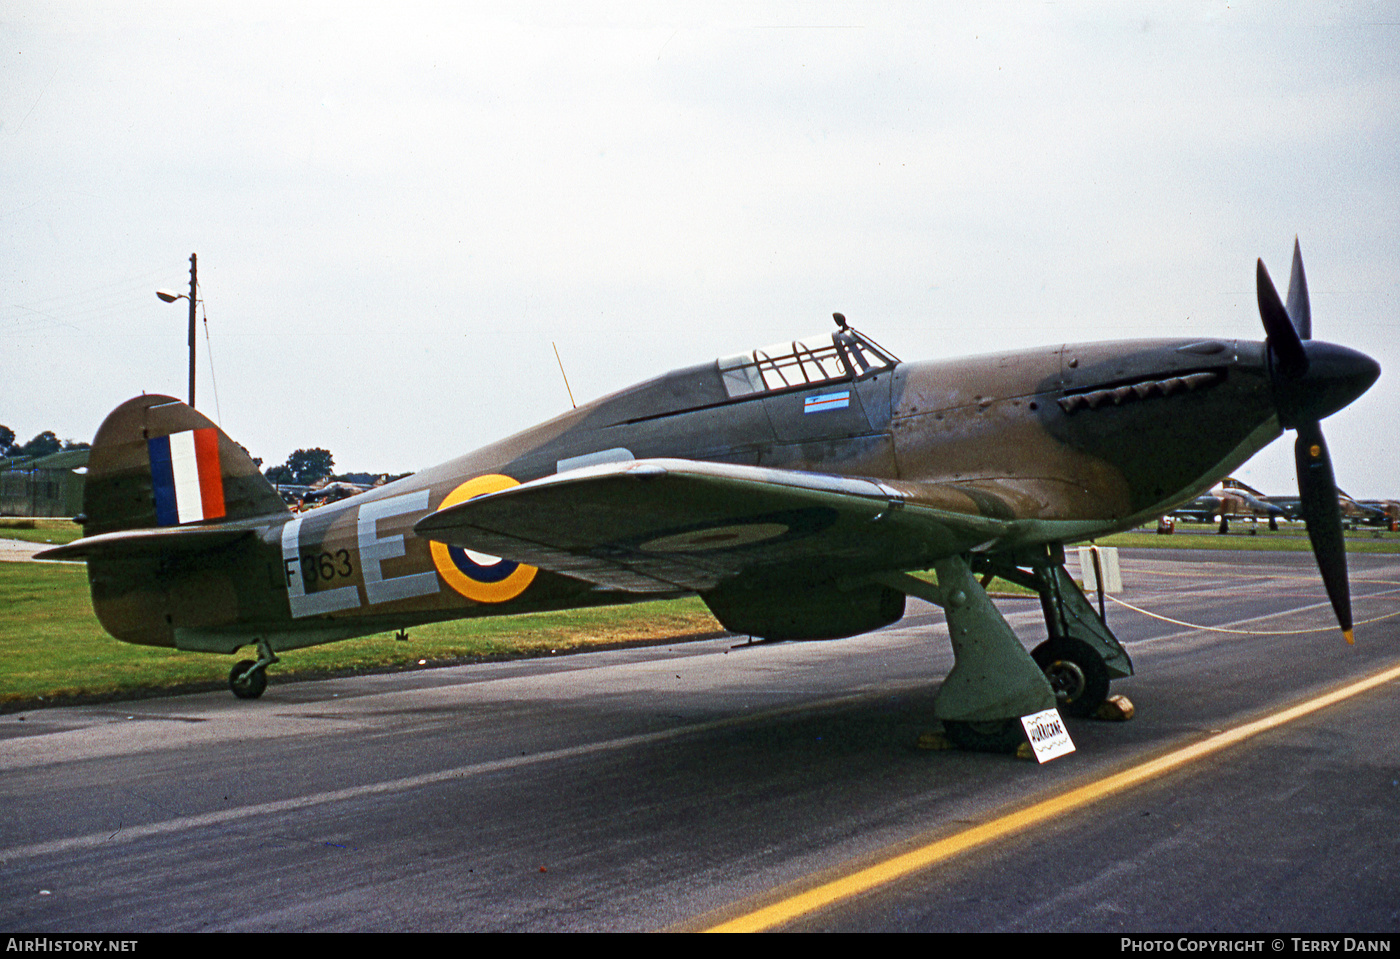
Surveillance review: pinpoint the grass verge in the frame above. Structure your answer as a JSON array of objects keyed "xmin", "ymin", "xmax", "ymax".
[
  {"xmin": 4, "ymin": 523, "xmax": 1392, "ymax": 710},
  {"xmin": 0, "ymin": 517, "xmax": 84, "ymax": 546},
  {"xmin": 1099, "ymin": 525, "xmax": 1400, "ymax": 553},
  {"xmin": 0, "ymin": 562, "xmax": 722, "ymax": 711}
]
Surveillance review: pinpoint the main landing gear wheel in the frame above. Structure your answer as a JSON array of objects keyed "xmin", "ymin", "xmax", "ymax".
[
  {"xmin": 229, "ymin": 660, "xmax": 268, "ymax": 700},
  {"xmin": 1031, "ymin": 637, "xmax": 1109, "ymax": 718},
  {"xmin": 942, "ymin": 718, "xmax": 1025, "ymax": 754}
]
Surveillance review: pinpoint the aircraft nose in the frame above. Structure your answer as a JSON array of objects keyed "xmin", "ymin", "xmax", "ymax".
[{"xmin": 1276, "ymin": 341, "xmax": 1381, "ymax": 428}]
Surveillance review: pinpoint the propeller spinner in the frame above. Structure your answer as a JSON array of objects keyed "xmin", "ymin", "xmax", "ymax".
[{"xmin": 1257, "ymin": 240, "xmax": 1380, "ymax": 642}]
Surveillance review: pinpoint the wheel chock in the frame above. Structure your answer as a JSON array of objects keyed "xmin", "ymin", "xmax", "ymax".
[{"xmin": 1095, "ymin": 694, "xmax": 1135, "ymax": 721}]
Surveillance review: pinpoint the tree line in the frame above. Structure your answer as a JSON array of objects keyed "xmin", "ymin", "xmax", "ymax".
[
  {"xmin": 0, "ymin": 426, "xmax": 90, "ymax": 459},
  {"xmin": 3, "ymin": 425, "xmax": 395, "ymax": 489},
  {"xmin": 263, "ymin": 448, "xmax": 336, "ymax": 486},
  {"xmin": 263, "ymin": 449, "xmax": 404, "ymax": 488}
]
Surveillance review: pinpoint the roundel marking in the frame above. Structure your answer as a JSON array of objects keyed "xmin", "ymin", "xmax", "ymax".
[
  {"xmin": 639, "ymin": 522, "xmax": 791, "ymax": 553},
  {"xmin": 429, "ymin": 474, "xmax": 538, "ymax": 603}
]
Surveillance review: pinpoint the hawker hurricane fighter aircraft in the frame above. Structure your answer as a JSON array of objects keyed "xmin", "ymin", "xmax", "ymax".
[{"xmin": 40, "ymin": 242, "xmax": 1379, "ymax": 752}]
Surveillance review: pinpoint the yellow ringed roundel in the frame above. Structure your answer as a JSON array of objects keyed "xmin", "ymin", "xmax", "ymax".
[{"xmin": 429, "ymin": 474, "xmax": 538, "ymax": 603}]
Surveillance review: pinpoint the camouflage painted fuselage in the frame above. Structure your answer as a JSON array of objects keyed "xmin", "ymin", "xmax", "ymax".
[{"xmin": 77, "ymin": 335, "xmax": 1280, "ymax": 654}]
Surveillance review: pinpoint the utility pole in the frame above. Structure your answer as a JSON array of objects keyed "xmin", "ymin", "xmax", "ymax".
[
  {"xmin": 187, "ymin": 253, "xmax": 197, "ymax": 408},
  {"xmin": 156, "ymin": 252, "xmax": 201, "ymax": 408}
]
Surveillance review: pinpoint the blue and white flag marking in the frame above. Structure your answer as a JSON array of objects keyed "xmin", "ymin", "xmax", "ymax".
[{"xmin": 803, "ymin": 390, "xmax": 851, "ymax": 414}]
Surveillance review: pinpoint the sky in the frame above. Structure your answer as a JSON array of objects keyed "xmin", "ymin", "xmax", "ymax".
[{"xmin": 3, "ymin": 1, "xmax": 1398, "ymax": 498}]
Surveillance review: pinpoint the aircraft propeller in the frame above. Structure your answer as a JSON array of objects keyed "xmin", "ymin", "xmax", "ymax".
[{"xmin": 1256, "ymin": 240, "xmax": 1380, "ymax": 643}]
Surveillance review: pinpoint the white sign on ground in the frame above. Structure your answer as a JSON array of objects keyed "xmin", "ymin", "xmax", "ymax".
[{"xmin": 1021, "ymin": 708, "xmax": 1076, "ymax": 763}]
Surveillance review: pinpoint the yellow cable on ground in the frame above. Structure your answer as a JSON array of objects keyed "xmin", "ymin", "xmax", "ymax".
[{"xmin": 1106, "ymin": 593, "xmax": 1400, "ymax": 636}]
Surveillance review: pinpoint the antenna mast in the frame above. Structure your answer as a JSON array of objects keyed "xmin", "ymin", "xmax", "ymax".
[{"xmin": 552, "ymin": 342, "xmax": 577, "ymax": 409}]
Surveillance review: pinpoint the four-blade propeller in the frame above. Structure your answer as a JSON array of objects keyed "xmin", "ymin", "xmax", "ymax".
[{"xmin": 1257, "ymin": 240, "xmax": 1380, "ymax": 643}]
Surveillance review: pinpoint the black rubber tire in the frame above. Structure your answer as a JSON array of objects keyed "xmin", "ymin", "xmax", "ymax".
[
  {"xmin": 229, "ymin": 660, "xmax": 267, "ymax": 700},
  {"xmin": 942, "ymin": 718, "xmax": 1025, "ymax": 754},
  {"xmin": 1031, "ymin": 637, "xmax": 1109, "ymax": 718}
]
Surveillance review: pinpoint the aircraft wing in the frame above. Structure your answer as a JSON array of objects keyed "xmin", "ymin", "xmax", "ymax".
[
  {"xmin": 1169, "ymin": 509, "xmax": 1212, "ymax": 521},
  {"xmin": 412, "ymin": 458, "xmax": 1011, "ymax": 593}
]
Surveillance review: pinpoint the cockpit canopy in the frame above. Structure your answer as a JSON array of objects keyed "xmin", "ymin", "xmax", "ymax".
[
  {"xmin": 590, "ymin": 319, "xmax": 899, "ymax": 428},
  {"xmin": 717, "ymin": 327, "xmax": 899, "ymax": 399}
]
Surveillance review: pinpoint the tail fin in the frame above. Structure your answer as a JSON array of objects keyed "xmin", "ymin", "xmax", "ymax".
[{"xmin": 82, "ymin": 394, "xmax": 289, "ymax": 536}]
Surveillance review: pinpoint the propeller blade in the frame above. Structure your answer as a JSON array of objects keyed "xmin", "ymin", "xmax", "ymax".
[
  {"xmin": 1286, "ymin": 237, "xmax": 1312, "ymax": 340},
  {"xmin": 1262, "ymin": 240, "xmax": 1376, "ymax": 642},
  {"xmin": 1258, "ymin": 259, "xmax": 1309, "ymax": 378},
  {"xmin": 1294, "ymin": 420, "xmax": 1354, "ymax": 643}
]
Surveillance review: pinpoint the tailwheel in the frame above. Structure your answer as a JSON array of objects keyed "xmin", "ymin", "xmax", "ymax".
[
  {"xmin": 942, "ymin": 718, "xmax": 1025, "ymax": 754},
  {"xmin": 229, "ymin": 659, "xmax": 268, "ymax": 700},
  {"xmin": 1031, "ymin": 637, "xmax": 1109, "ymax": 718}
]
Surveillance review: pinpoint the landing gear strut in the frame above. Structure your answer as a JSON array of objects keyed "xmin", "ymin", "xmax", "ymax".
[
  {"xmin": 879, "ymin": 556, "xmax": 1056, "ymax": 754},
  {"xmin": 878, "ymin": 544, "xmax": 1132, "ymax": 753},
  {"xmin": 974, "ymin": 544, "xmax": 1132, "ymax": 720},
  {"xmin": 228, "ymin": 638, "xmax": 279, "ymax": 700}
]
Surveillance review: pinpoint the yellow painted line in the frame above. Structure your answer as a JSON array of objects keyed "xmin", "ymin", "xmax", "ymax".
[{"xmin": 699, "ymin": 660, "xmax": 1400, "ymax": 933}]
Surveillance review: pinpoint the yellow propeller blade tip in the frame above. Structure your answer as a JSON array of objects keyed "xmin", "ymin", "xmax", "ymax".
[{"xmin": 1344, "ymin": 629, "xmax": 1355, "ymax": 645}]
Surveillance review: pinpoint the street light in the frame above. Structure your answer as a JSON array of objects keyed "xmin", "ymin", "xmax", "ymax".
[{"xmin": 156, "ymin": 253, "xmax": 198, "ymax": 408}]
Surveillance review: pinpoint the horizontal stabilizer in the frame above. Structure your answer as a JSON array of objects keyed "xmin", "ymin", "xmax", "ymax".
[{"xmin": 35, "ymin": 523, "xmax": 258, "ymax": 562}]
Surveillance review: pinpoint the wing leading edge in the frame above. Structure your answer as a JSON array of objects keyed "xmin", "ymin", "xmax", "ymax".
[{"xmin": 412, "ymin": 458, "xmax": 1012, "ymax": 593}]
